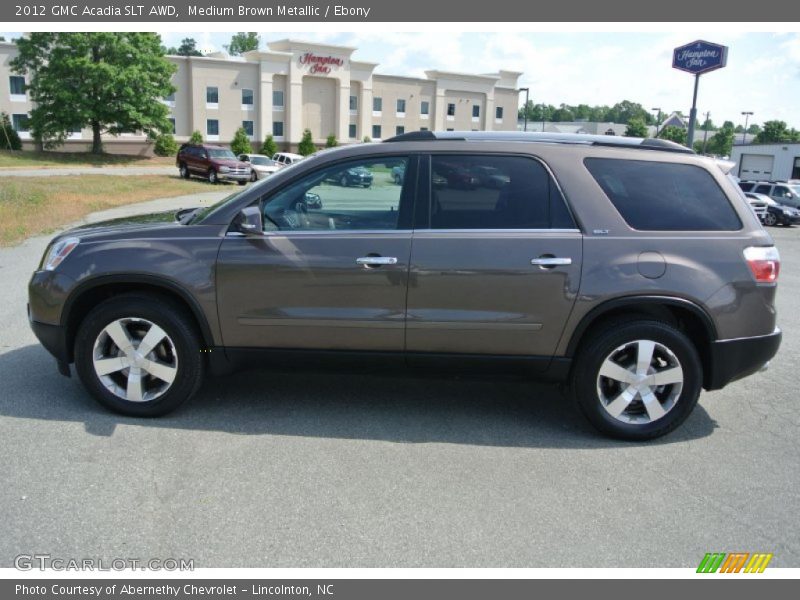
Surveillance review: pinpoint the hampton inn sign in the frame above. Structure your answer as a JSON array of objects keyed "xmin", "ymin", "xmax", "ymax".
[{"xmin": 299, "ymin": 52, "xmax": 345, "ymax": 74}]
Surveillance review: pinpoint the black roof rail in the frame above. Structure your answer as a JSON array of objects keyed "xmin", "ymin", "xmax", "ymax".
[{"xmin": 383, "ymin": 130, "xmax": 694, "ymax": 154}]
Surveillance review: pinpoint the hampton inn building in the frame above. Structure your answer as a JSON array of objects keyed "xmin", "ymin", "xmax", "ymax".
[{"xmin": 0, "ymin": 39, "xmax": 522, "ymax": 153}]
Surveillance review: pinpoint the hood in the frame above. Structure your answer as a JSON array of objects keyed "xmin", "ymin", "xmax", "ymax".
[{"xmin": 55, "ymin": 210, "xmax": 188, "ymax": 242}]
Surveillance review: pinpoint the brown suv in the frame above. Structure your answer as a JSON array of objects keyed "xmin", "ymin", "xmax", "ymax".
[
  {"xmin": 177, "ymin": 143, "xmax": 252, "ymax": 185},
  {"xmin": 28, "ymin": 132, "xmax": 782, "ymax": 440}
]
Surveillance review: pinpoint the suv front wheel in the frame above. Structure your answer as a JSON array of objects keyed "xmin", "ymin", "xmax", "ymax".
[
  {"xmin": 74, "ymin": 294, "xmax": 204, "ymax": 417},
  {"xmin": 570, "ymin": 319, "xmax": 702, "ymax": 440}
]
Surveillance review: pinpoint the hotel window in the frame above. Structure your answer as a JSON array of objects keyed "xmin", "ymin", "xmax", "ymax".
[
  {"xmin": 420, "ymin": 127, "xmax": 429, "ymax": 131},
  {"xmin": 348, "ymin": 123, "xmax": 357, "ymax": 139},
  {"xmin": 420, "ymin": 101, "xmax": 429, "ymax": 118},
  {"xmin": 206, "ymin": 119, "xmax": 219, "ymax": 136},
  {"xmin": 472, "ymin": 105, "xmax": 480, "ymax": 119},
  {"xmin": 241, "ymin": 88, "xmax": 254, "ymax": 109},
  {"xmin": 68, "ymin": 124, "xmax": 82, "ymax": 139},
  {"xmin": 396, "ymin": 99, "xmax": 406, "ymax": 116},
  {"xmin": 12, "ymin": 113, "xmax": 29, "ymax": 132},
  {"xmin": 495, "ymin": 106, "xmax": 504, "ymax": 120},
  {"xmin": 273, "ymin": 90, "xmax": 284, "ymax": 109},
  {"xmin": 349, "ymin": 95, "xmax": 358, "ymax": 112},
  {"xmin": 168, "ymin": 118, "xmax": 176, "ymax": 134},
  {"xmin": 242, "ymin": 120, "xmax": 254, "ymax": 136},
  {"xmin": 372, "ymin": 97, "xmax": 382, "ymax": 115},
  {"xmin": 206, "ymin": 86, "xmax": 218, "ymax": 106},
  {"xmin": 372, "ymin": 125, "xmax": 381, "ymax": 139},
  {"xmin": 395, "ymin": 126, "xmax": 405, "ymax": 136},
  {"xmin": 447, "ymin": 103, "xmax": 456, "ymax": 119},
  {"xmin": 446, "ymin": 128, "xmax": 454, "ymax": 131},
  {"xmin": 9, "ymin": 75, "xmax": 25, "ymax": 97},
  {"xmin": 273, "ymin": 121, "xmax": 284, "ymax": 137}
]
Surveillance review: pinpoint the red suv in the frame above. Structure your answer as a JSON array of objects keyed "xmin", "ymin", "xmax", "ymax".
[{"xmin": 177, "ymin": 144, "xmax": 252, "ymax": 185}]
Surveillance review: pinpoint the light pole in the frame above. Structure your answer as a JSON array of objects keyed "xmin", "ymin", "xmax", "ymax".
[
  {"xmin": 519, "ymin": 87, "xmax": 530, "ymax": 132},
  {"xmin": 652, "ymin": 107, "xmax": 662, "ymax": 137},
  {"xmin": 702, "ymin": 111, "xmax": 711, "ymax": 154},
  {"xmin": 741, "ymin": 111, "xmax": 753, "ymax": 145}
]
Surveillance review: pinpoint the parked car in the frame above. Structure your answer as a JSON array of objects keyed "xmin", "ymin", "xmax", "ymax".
[
  {"xmin": 743, "ymin": 192, "xmax": 768, "ymax": 223},
  {"xmin": 177, "ymin": 144, "xmax": 251, "ymax": 185},
  {"xmin": 434, "ymin": 160, "xmax": 479, "ymax": 189},
  {"xmin": 239, "ymin": 154, "xmax": 280, "ymax": 181},
  {"xmin": 272, "ymin": 152, "xmax": 305, "ymax": 168},
  {"xmin": 745, "ymin": 192, "xmax": 800, "ymax": 227},
  {"xmin": 330, "ymin": 165, "xmax": 373, "ymax": 187},
  {"xmin": 29, "ymin": 131, "xmax": 781, "ymax": 441},
  {"xmin": 470, "ymin": 165, "xmax": 511, "ymax": 188},
  {"xmin": 739, "ymin": 180, "xmax": 800, "ymax": 209},
  {"xmin": 391, "ymin": 164, "xmax": 405, "ymax": 185}
]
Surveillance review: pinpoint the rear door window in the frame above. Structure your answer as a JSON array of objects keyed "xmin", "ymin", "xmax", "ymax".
[
  {"xmin": 428, "ymin": 155, "xmax": 575, "ymax": 230},
  {"xmin": 584, "ymin": 158, "xmax": 742, "ymax": 231}
]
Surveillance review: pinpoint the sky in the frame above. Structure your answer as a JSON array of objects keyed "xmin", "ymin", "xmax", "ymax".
[{"xmin": 4, "ymin": 30, "xmax": 799, "ymax": 128}]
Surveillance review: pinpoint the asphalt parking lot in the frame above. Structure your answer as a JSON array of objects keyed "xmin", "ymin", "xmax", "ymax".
[{"xmin": 0, "ymin": 205, "xmax": 798, "ymax": 568}]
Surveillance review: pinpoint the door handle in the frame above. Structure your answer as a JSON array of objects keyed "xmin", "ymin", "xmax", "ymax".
[
  {"xmin": 356, "ymin": 256, "xmax": 398, "ymax": 267},
  {"xmin": 531, "ymin": 256, "xmax": 572, "ymax": 267}
]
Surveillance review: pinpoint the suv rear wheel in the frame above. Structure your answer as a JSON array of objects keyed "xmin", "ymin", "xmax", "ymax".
[
  {"xmin": 570, "ymin": 319, "xmax": 702, "ymax": 440},
  {"xmin": 179, "ymin": 163, "xmax": 190, "ymax": 179},
  {"xmin": 74, "ymin": 294, "xmax": 204, "ymax": 417}
]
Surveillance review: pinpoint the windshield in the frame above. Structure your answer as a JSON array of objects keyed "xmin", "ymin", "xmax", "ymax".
[
  {"xmin": 789, "ymin": 185, "xmax": 800, "ymax": 196},
  {"xmin": 208, "ymin": 149, "xmax": 237, "ymax": 160},
  {"xmin": 251, "ymin": 157, "xmax": 273, "ymax": 166}
]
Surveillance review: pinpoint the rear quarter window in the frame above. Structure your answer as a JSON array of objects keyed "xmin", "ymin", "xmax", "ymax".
[{"xmin": 584, "ymin": 158, "xmax": 742, "ymax": 231}]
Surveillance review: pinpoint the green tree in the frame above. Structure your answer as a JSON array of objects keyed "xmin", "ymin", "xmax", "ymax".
[
  {"xmin": 176, "ymin": 37, "xmax": 202, "ymax": 56},
  {"xmin": 225, "ymin": 33, "xmax": 259, "ymax": 56},
  {"xmin": 747, "ymin": 123, "xmax": 761, "ymax": 135},
  {"xmin": 551, "ymin": 106, "xmax": 575, "ymax": 122},
  {"xmin": 230, "ymin": 127, "xmax": 253, "ymax": 155},
  {"xmin": 699, "ymin": 116, "xmax": 715, "ymax": 131},
  {"xmin": 260, "ymin": 134, "xmax": 278, "ymax": 157},
  {"xmin": 624, "ymin": 117, "xmax": 648, "ymax": 138},
  {"xmin": 704, "ymin": 124, "xmax": 735, "ymax": 157},
  {"xmin": 153, "ymin": 133, "xmax": 178, "ymax": 156},
  {"xmin": 12, "ymin": 33, "xmax": 175, "ymax": 154},
  {"xmin": 298, "ymin": 129, "xmax": 316, "ymax": 156},
  {"xmin": 0, "ymin": 112, "xmax": 23, "ymax": 150},
  {"xmin": 325, "ymin": 134, "xmax": 338, "ymax": 148},
  {"xmin": 658, "ymin": 125, "xmax": 687, "ymax": 145},
  {"xmin": 189, "ymin": 130, "xmax": 203, "ymax": 144},
  {"xmin": 756, "ymin": 120, "xmax": 792, "ymax": 143}
]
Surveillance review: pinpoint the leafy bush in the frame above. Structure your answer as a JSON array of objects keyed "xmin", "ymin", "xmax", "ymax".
[
  {"xmin": 153, "ymin": 133, "xmax": 178, "ymax": 156},
  {"xmin": 260, "ymin": 134, "xmax": 278, "ymax": 157},
  {"xmin": 188, "ymin": 130, "xmax": 203, "ymax": 144},
  {"xmin": 0, "ymin": 112, "xmax": 23, "ymax": 150},
  {"xmin": 230, "ymin": 127, "xmax": 253, "ymax": 155},
  {"xmin": 362, "ymin": 136, "xmax": 372, "ymax": 143},
  {"xmin": 298, "ymin": 129, "xmax": 316, "ymax": 156},
  {"xmin": 325, "ymin": 134, "xmax": 338, "ymax": 148}
]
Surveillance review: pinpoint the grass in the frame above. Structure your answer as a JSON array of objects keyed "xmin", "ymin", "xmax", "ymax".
[
  {"xmin": 0, "ymin": 175, "xmax": 212, "ymax": 246},
  {"xmin": 0, "ymin": 150, "xmax": 175, "ymax": 169}
]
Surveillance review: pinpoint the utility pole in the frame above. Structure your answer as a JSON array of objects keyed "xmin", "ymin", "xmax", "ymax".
[
  {"xmin": 519, "ymin": 87, "xmax": 529, "ymax": 132},
  {"xmin": 741, "ymin": 111, "xmax": 753, "ymax": 145},
  {"xmin": 702, "ymin": 111, "xmax": 711, "ymax": 154},
  {"xmin": 652, "ymin": 107, "xmax": 662, "ymax": 137}
]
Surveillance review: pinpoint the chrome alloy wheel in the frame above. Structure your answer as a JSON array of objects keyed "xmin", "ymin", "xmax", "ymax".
[
  {"xmin": 596, "ymin": 339, "xmax": 684, "ymax": 424},
  {"xmin": 92, "ymin": 317, "xmax": 178, "ymax": 403}
]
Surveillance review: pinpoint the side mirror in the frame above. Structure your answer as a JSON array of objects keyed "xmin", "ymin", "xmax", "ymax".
[{"xmin": 235, "ymin": 206, "xmax": 263, "ymax": 234}]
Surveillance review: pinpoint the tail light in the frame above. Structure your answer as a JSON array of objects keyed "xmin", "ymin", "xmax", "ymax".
[{"xmin": 744, "ymin": 246, "xmax": 780, "ymax": 283}]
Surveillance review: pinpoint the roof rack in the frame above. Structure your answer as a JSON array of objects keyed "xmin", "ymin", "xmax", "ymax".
[{"xmin": 383, "ymin": 130, "xmax": 694, "ymax": 154}]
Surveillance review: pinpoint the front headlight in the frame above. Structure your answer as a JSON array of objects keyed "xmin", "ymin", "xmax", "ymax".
[
  {"xmin": 42, "ymin": 237, "xmax": 80, "ymax": 271},
  {"xmin": 219, "ymin": 166, "xmax": 231, "ymax": 173}
]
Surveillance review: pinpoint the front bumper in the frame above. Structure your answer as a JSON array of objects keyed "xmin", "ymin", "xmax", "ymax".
[
  {"xmin": 28, "ymin": 305, "xmax": 71, "ymax": 376},
  {"xmin": 219, "ymin": 171, "xmax": 251, "ymax": 182},
  {"xmin": 705, "ymin": 327, "xmax": 782, "ymax": 390}
]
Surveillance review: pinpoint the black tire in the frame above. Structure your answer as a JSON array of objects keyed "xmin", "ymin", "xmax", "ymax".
[
  {"xmin": 339, "ymin": 175, "xmax": 349, "ymax": 187},
  {"xmin": 569, "ymin": 319, "xmax": 702, "ymax": 441},
  {"xmin": 238, "ymin": 180, "xmax": 247, "ymax": 186},
  {"xmin": 250, "ymin": 170, "xmax": 258, "ymax": 182},
  {"xmin": 179, "ymin": 163, "xmax": 191, "ymax": 179},
  {"xmin": 763, "ymin": 212, "xmax": 778, "ymax": 227},
  {"xmin": 74, "ymin": 294, "xmax": 204, "ymax": 417},
  {"xmin": 208, "ymin": 169, "xmax": 218, "ymax": 184}
]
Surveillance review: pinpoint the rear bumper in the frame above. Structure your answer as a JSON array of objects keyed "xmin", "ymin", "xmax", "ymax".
[
  {"xmin": 705, "ymin": 327, "xmax": 781, "ymax": 390},
  {"xmin": 219, "ymin": 172, "xmax": 251, "ymax": 182}
]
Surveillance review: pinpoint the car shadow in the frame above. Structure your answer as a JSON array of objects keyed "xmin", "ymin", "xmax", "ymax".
[{"xmin": 1, "ymin": 344, "xmax": 717, "ymax": 448}]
